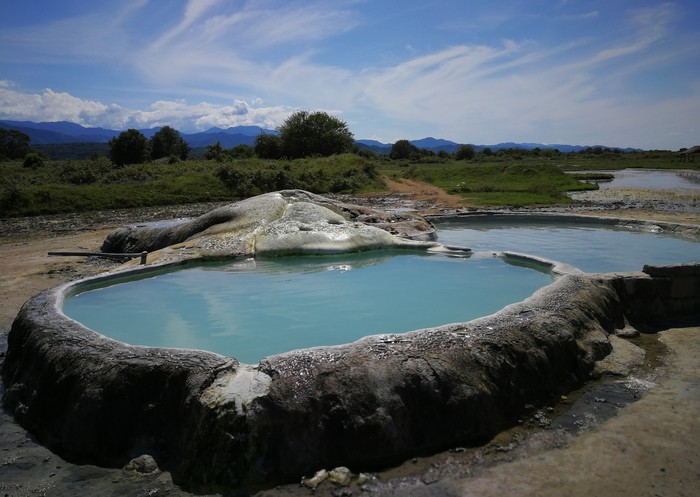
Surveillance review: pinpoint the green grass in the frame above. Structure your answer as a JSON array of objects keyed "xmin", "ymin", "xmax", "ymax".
[
  {"xmin": 0, "ymin": 154, "xmax": 383, "ymax": 217},
  {"xmin": 391, "ymin": 162, "xmax": 597, "ymax": 206},
  {"xmin": 1, "ymin": 150, "xmax": 695, "ymax": 216},
  {"xmin": 377, "ymin": 150, "xmax": 697, "ymax": 207}
]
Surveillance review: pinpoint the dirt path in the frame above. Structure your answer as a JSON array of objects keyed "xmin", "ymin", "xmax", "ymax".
[
  {"xmin": 1, "ymin": 185, "xmax": 699, "ymax": 497},
  {"xmin": 380, "ymin": 177, "xmax": 465, "ymax": 210}
]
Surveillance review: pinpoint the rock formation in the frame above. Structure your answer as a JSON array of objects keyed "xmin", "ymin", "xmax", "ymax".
[{"xmin": 101, "ymin": 190, "xmax": 439, "ymax": 264}]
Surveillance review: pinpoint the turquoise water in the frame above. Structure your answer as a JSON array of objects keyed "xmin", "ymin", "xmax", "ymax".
[
  {"xmin": 64, "ymin": 220, "xmax": 699, "ymax": 362},
  {"xmin": 63, "ymin": 252, "xmax": 550, "ymax": 364},
  {"xmin": 436, "ymin": 219, "xmax": 700, "ymax": 273}
]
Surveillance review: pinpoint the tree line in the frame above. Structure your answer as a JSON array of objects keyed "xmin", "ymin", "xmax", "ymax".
[
  {"xmin": 3, "ymin": 110, "xmax": 666, "ymax": 168},
  {"xmin": 109, "ymin": 126, "xmax": 191, "ymax": 166}
]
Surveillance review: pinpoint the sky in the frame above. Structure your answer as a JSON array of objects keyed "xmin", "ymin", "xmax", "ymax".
[{"xmin": 1, "ymin": 0, "xmax": 699, "ymax": 150}]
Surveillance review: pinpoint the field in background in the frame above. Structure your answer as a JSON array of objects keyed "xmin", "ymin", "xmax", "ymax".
[{"xmin": 1, "ymin": 150, "xmax": 695, "ymax": 217}]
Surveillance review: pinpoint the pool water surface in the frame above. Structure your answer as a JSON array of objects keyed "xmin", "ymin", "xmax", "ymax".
[
  {"xmin": 64, "ymin": 252, "xmax": 551, "ymax": 363},
  {"xmin": 436, "ymin": 219, "xmax": 699, "ymax": 273},
  {"xmin": 64, "ymin": 219, "xmax": 699, "ymax": 362}
]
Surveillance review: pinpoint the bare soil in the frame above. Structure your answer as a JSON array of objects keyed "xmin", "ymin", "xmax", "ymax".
[{"xmin": 1, "ymin": 182, "xmax": 698, "ymax": 497}]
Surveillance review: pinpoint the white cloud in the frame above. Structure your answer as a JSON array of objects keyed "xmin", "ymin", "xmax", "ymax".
[
  {"xmin": 0, "ymin": 85, "xmax": 296, "ymax": 131},
  {"xmin": 0, "ymin": 87, "xmax": 114, "ymax": 124}
]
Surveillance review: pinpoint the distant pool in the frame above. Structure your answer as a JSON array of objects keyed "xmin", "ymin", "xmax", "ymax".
[
  {"xmin": 63, "ymin": 252, "xmax": 551, "ymax": 364},
  {"xmin": 436, "ymin": 218, "xmax": 700, "ymax": 273},
  {"xmin": 569, "ymin": 168, "xmax": 700, "ymax": 191}
]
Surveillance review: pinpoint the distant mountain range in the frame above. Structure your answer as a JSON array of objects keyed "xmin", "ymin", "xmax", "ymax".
[
  {"xmin": 0, "ymin": 120, "xmax": 277, "ymax": 149},
  {"xmin": 0, "ymin": 120, "xmax": 642, "ymax": 154}
]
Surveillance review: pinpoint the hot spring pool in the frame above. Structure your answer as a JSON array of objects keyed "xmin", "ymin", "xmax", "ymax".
[
  {"xmin": 63, "ymin": 218, "xmax": 699, "ymax": 364},
  {"xmin": 436, "ymin": 218, "xmax": 699, "ymax": 273},
  {"xmin": 63, "ymin": 251, "xmax": 551, "ymax": 364}
]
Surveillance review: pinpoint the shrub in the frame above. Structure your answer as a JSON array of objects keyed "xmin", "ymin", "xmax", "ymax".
[
  {"xmin": 23, "ymin": 153, "xmax": 44, "ymax": 170},
  {"xmin": 454, "ymin": 145, "xmax": 476, "ymax": 161},
  {"xmin": 216, "ymin": 165, "xmax": 253, "ymax": 197},
  {"xmin": 254, "ymin": 134, "xmax": 282, "ymax": 159}
]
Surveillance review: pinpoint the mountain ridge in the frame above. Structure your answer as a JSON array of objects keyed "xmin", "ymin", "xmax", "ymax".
[{"xmin": 0, "ymin": 120, "xmax": 643, "ymax": 153}]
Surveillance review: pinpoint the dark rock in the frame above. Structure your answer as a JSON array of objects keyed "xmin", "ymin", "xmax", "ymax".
[{"xmin": 124, "ymin": 454, "xmax": 159, "ymax": 474}]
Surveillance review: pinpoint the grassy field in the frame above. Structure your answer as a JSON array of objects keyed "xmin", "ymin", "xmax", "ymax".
[{"xmin": 1, "ymin": 150, "xmax": 695, "ymax": 217}]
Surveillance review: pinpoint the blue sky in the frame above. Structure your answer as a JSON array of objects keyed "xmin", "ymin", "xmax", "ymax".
[{"xmin": 1, "ymin": 0, "xmax": 698, "ymax": 149}]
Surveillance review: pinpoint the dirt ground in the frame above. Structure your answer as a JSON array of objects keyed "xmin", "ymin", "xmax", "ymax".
[{"xmin": 1, "ymin": 180, "xmax": 699, "ymax": 496}]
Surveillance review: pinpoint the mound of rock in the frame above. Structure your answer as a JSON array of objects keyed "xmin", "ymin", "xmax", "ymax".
[{"xmin": 101, "ymin": 190, "xmax": 438, "ymax": 264}]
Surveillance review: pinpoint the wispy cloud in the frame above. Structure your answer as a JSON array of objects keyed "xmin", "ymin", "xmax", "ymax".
[
  {"xmin": 148, "ymin": 0, "xmax": 222, "ymax": 51},
  {"xmin": 588, "ymin": 3, "xmax": 675, "ymax": 64}
]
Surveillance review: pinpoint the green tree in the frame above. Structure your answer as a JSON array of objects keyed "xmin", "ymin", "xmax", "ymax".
[
  {"xmin": 109, "ymin": 129, "xmax": 149, "ymax": 166},
  {"xmin": 278, "ymin": 111, "xmax": 354, "ymax": 158},
  {"xmin": 0, "ymin": 129, "xmax": 31, "ymax": 160},
  {"xmin": 454, "ymin": 144, "xmax": 476, "ymax": 161},
  {"xmin": 205, "ymin": 141, "xmax": 226, "ymax": 161},
  {"xmin": 389, "ymin": 139, "xmax": 419, "ymax": 160},
  {"xmin": 230, "ymin": 144, "xmax": 254, "ymax": 158},
  {"xmin": 150, "ymin": 126, "xmax": 190, "ymax": 160},
  {"xmin": 254, "ymin": 133, "xmax": 282, "ymax": 159}
]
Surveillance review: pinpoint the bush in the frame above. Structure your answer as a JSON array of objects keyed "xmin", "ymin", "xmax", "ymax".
[
  {"xmin": 254, "ymin": 134, "xmax": 282, "ymax": 159},
  {"xmin": 0, "ymin": 179, "xmax": 24, "ymax": 212},
  {"xmin": 23, "ymin": 153, "xmax": 44, "ymax": 169},
  {"xmin": 216, "ymin": 166, "xmax": 252, "ymax": 197},
  {"xmin": 454, "ymin": 145, "xmax": 476, "ymax": 161},
  {"xmin": 58, "ymin": 162, "xmax": 98, "ymax": 185}
]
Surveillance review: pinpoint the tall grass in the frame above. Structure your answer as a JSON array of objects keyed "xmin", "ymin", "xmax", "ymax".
[{"xmin": 0, "ymin": 155, "xmax": 383, "ymax": 217}]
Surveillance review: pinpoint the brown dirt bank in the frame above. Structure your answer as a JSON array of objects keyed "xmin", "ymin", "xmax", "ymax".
[{"xmin": 1, "ymin": 184, "xmax": 699, "ymax": 497}]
